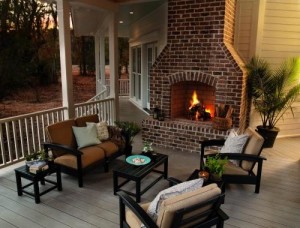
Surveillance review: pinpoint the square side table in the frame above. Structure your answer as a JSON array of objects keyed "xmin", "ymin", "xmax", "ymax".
[{"xmin": 15, "ymin": 164, "xmax": 62, "ymax": 203}]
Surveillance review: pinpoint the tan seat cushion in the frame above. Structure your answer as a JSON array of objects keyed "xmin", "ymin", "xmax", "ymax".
[
  {"xmin": 75, "ymin": 114, "xmax": 99, "ymax": 127},
  {"xmin": 46, "ymin": 119, "xmax": 77, "ymax": 156},
  {"xmin": 54, "ymin": 145, "xmax": 105, "ymax": 169},
  {"xmin": 126, "ymin": 203, "xmax": 150, "ymax": 228},
  {"xmin": 241, "ymin": 128, "xmax": 264, "ymax": 171},
  {"xmin": 224, "ymin": 161, "xmax": 249, "ymax": 175},
  {"xmin": 124, "ymin": 184, "xmax": 221, "ymax": 228},
  {"xmin": 157, "ymin": 184, "xmax": 221, "ymax": 228},
  {"xmin": 96, "ymin": 141, "xmax": 119, "ymax": 157}
]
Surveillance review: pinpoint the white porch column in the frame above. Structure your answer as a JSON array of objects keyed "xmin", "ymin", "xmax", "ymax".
[
  {"xmin": 100, "ymin": 32, "xmax": 106, "ymax": 89},
  {"xmin": 108, "ymin": 12, "xmax": 119, "ymax": 120},
  {"xmin": 57, "ymin": 0, "xmax": 74, "ymax": 119},
  {"xmin": 95, "ymin": 33, "xmax": 100, "ymax": 94}
]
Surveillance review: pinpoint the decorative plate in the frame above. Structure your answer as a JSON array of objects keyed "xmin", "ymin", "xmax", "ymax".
[{"xmin": 126, "ymin": 155, "xmax": 151, "ymax": 166}]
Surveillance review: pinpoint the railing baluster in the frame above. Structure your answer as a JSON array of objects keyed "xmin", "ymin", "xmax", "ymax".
[
  {"xmin": 5, "ymin": 122, "xmax": 13, "ymax": 163},
  {"xmin": 19, "ymin": 119, "xmax": 25, "ymax": 158},
  {"xmin": 36, "ymin": 115, "xmax": 41, "ymax": 151},
  {"xmin": 25, "ymin": 118, "xmax": 30, "ymax": 154},
  {"xmin": 12, "ymin": 121, "xmax": 19, "ymax": 160},
  {"xmin": 0, "ymin": 124, "xmax": 5, "ymax": 166}
]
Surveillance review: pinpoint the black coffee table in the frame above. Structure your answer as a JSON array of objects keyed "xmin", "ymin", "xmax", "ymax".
[
  {"xmin": 15, "ymin": 163, "xmax": 62, "ymax": 203},
  {"xmin": 113, "ymin": 153, "xmax": 168, "ymax": 203}
]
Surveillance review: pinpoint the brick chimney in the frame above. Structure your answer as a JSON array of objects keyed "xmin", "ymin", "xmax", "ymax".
[{"xmin": 143, "ymin": 0, "xmax": 247, "ymax": 153}]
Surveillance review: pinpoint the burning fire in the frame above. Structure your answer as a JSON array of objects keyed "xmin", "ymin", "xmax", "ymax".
[
  {"xmin": 189, "ymin": 91, "xmax": 200, "ymax": 109},
  {"xmin": 188, "ymin": 91, "xmax": 212, "ymax": 120}
]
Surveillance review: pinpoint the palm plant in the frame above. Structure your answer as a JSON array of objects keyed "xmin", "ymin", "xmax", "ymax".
[{"xmin": 246, "ymin": 57, "xmax": 300, "ymax": 129}]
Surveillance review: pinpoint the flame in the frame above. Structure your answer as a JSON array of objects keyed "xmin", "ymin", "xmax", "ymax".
[{"xmin": 189, "ymin": 91, "xmax": 200, "ymax": 109}]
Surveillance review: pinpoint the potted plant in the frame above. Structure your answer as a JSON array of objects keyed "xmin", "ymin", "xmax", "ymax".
[
  {"xmin": 204, "ymin": 154, "xmax": 228, "ymax": 181},
  {"xmin": 115, "ymin": 121, "xmax": 141, "ymax": 155},
  {"xmin": 246, "ymin": 57, "xmax": 300, "ymax": 148}
]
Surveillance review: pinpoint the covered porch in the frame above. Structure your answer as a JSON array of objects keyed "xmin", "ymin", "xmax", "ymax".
[{"xmin": 0, "ymin": 98, "xmax": 299, "ymax": 227}]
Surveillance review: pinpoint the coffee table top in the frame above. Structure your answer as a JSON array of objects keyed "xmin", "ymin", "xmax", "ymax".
[{"xmin": 114, "ymin": 152, "xmax": 168, "ymax": 178}]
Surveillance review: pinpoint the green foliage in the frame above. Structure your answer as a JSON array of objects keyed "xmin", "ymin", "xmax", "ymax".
[
  {"xmin": 205, "ymin": 154, "xmax": 228, "ymax": 177},
  {"xmin": 0, "ymin": 0, "xmax": 59, "ymax": 99},
  {"xmin": 115, "ymin": 121, "xmax": 141, "ymax": 146},
  {"xmin": 25, "ymin": 149, "xmax": 47, "ymax": 161},
  {"xmin": 246, "ymin": 57, "xmax": 300, "ymax": 129}
]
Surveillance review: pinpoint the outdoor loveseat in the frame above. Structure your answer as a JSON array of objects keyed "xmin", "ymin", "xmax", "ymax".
[{"xmin": 44, "ymin": 114, "xmax": 125, "ymax": 187}]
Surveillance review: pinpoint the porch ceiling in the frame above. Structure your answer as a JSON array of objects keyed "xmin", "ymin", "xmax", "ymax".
[{"xmin": 69, "ymin": 0, "xmax": 165, "ymax": 37}]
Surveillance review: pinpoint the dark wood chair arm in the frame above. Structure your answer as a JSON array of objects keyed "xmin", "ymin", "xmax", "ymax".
[
  {"xmin": 206, "ymin": 152, "xmax": 266, "ymax": 162},
  {"xmin": 43, "ymin": 142, "xmax": 83, "ymax": 156},
  {"xmin": 167, "ymin": 177, "xmax": 183, "ymax": 186},
  {"xmin": 200, "ymin": 139, "xmax": 226, "ymax": 148},
  {"xmin": 117, "ymin": 191, "xmax": 158, "ymax": 228},
  {"xmin": 217, "ymin": 208, "xmax": 229, "ymax": 221},
  {"xmin": 199, "ymin": 139, "xmax": 225, "ymax": 170}
]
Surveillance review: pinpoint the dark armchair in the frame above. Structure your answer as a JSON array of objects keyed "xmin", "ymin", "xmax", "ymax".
[
  {"xmin": 200, "ymin": 127, "xmax": 266, "ymax": 193},
  {"xmin": 117, "ymin": 183, "xmax": 228, "ymax": 228}
]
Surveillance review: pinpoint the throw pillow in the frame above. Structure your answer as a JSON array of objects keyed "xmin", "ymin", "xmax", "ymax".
[
  {"xmin": 87, "ymin": 122, "xmax": 109, "ymax": 141},
  {"xmin": 146, "ymin": 178, "xmax": 204, "ymax": 222},
  {"xmin": 220, "ymin": 130, "xmax": 249, "ymax": 166},
  {"xmin": 72, "ymin": 124, "xmax": 100, "ymax": 149}
]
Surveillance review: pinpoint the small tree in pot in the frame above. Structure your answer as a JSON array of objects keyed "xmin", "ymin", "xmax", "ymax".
[{"xmin": 246, "ymin": 57, "xmax": 300, "ymax": 147}]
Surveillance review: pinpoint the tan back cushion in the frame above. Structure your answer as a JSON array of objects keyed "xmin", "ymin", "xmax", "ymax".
[
  {"xmin": 157, "ymin": 184, "xmax": 221, "ymax": 228},
  {"xmin": 241, "ymin": 127, "xmax": 264, "ymax": 171},
  {"xmin": 75, "ymin": 114, "xmax": 99, "ymax": 127},
  {"xmin": 46, "ymin": 119, "xmax": 77, "ymax": 156}
]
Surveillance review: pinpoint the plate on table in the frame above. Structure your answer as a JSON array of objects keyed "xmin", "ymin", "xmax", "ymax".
[{"xmin": 126, "ymin": 155, "xmax": 151, "ymax": 166}]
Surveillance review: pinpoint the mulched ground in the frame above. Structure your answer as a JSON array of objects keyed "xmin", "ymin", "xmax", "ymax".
[{"xmin": 0, "ymin": 75, "xmax": 96, "ymax": 119}]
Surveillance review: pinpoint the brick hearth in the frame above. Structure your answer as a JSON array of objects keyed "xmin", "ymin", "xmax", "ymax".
[{"xmin": 142, "ymin": 0, "xmax": 248, "ymax": 153}]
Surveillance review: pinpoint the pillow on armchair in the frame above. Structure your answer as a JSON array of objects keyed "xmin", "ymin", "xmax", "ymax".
[
  {"xmin": 220, "ymin": 129, "xmax": 249, "ymax": 166},
  {"xmin": 147, "ymin": 178, "xmax": 204, "ymax": 222}
]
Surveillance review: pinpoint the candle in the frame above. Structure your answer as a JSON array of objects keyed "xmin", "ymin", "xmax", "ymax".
[{"xmin": 198, "ymin": 170, "xmax": 209, "ymax": 181}]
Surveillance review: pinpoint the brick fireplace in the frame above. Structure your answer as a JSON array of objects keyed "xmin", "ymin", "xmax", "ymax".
[{"xmin": 142, "ymin": 0, "xmax": 248, "ymax": 153}]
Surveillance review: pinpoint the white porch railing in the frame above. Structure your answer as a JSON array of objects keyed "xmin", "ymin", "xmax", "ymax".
[
  {"xmin": 0, "ymin": 98, "xmax": 115, "ymax": 168},
  {"xmin": 105, "ymin": 79, "xmax": 129, "ymax": 96}
]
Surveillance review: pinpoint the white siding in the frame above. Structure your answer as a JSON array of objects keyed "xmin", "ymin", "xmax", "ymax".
[
  {"xmin": 234, "ymin": 0, "xmax": 259, "ymax": 62},
  {"xmin": 260, "ymin": 0, "xmax": 300, "ymax": 67},
  {"xmin": 129, "ymin": 3, "xmax": 167, "ymax": 54},
  {"xmin": 236, "ymin": 0, "xmax": 300, "ymax": 137}
]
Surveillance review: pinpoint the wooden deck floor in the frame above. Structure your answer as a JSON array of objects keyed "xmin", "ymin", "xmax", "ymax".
[{"xmin": 0, "ymin": 98, "xmax": 299, "ymax": 228}]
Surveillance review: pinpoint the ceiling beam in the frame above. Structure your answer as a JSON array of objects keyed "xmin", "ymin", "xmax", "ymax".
[{"xmin": 70, "ymin": 0, "xmax": 118, "ymax": 11}]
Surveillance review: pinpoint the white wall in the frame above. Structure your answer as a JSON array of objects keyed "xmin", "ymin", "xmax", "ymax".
[
  {"xmin": 129, "ymin": 2, "xmax": 167, "ymax": 55},
  {"xmin": 128, "ymin": 3, "xmax": 168, "ymax": 108},
  {"xmin": 235, "ymin": 0, "xmax": 300, "ymax": 137}
]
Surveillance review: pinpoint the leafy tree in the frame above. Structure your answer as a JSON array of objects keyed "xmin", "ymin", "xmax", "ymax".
[{"xmin": 0, "ymin": 0, "xmax": 58, "ymax": 100}]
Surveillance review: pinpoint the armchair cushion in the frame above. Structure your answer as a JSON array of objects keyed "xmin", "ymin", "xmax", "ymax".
[
  {"xmin": 46, "ymin": 119, "xmax": 77, "ymax": 156},
  {"xmin": 147, "ymin": 178, "xmax": 204, "ymax": 222},
  {"xmin": 54, "ymin": 146, "xmax": 106, "ymax": 169},
  {"xmin": 72, "ymin": 125, "xmax": 100, "ymax": 149},
  {"xmin": 223, "ymin": 161, "xmax": 249, "ymax": 175},
  {"xmin": 75, "ymin": 114, "xmax": 99, "ymax": 126},
  {"xmin": 96, "ymin": 141, "xmax": 119, "ymax": 157},
  {"xmin": 158, "ymin": 184, "xmax": 221, "ymax": 228},
  {"xmin": 126, "ymin": 203, "xmax": 151, "ymax": 228},
  {"xmin": 241, "ymin": 128, "xmax": 264, "ymax": 171}
]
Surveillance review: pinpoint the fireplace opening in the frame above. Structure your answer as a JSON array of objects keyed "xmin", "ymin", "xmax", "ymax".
[{"xmin": 171, "ymin": 82, "xmax": 216, "ymax": 120}]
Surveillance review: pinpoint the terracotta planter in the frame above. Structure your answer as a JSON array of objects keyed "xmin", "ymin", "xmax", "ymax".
[{"xmin": 256, "ymin": 126, "xmax": 280, "ymax": 148}]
